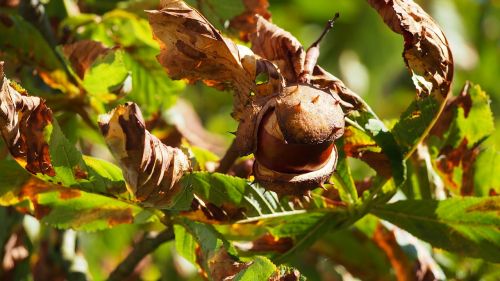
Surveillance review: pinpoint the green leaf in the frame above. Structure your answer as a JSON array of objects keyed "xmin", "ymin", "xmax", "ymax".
[
  {"xmin": 371, "ymin": 197, "xmax": 500, "ymax": 262},
  {"xmin": 333, "ymin": 140, "xmax": 358, "ymax": 203},
  {"xmin": 42, "ymin": 121, "xmax": 129, "ymax": 197},
  {"xmin": 178, "ymin": 172, "xmax": 295, "ymax": 217},
  {"xmin": 313, "ymin": 227, "xmax": 393, "ymax": 280},
  {"xmin": 473, "ymin": 146, "xmax": 500, "ymax": 196},
  {"xmin": 233, "ymin": 256, "xmax": 276, "ymax": 281},
  {"xmin": 448, "ymin": 84, "xmax": 494, "ymax": 148},
  {"xmin": 393, "ymin": 97, "xmax": 442, "ymax": 154},
  {"xmin": 174, "ymin": 224, "xmax": 198, "ymax": 266},
  {"xmin": 82, "ymin": 49, "xmax": 129, "ymax": 95},
  {"xmin": 62, "ymin": 10, "xmax": 184, "ymax": 116},
  {"xmin": 35, "ymin": 186, "xmax": 158, "ymax": 231},
  {"xmin": 0, "ymin": 160, "xmax": 159, "ymax": 231},
  {"xmin": 177, "ymin": 217, "xmax": 287, "ymax": 281}
]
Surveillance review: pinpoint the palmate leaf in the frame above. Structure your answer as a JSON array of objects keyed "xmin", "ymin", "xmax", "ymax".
[
  {"xmin": 175, "ymin": 217, "xmax": 303, "ymax": 281},
  {"xmin": 0, "ymin": 159, "xmax": 159, "ymax": 231},
  {"xmin": 371, "ymin": 197, "xmax": 500, "ymax": 262},
  {"xmin": 0, "ymin": 67, "xmax": 129, "ymax": 198},
  {"xmin": 173, "ymin": 172, "xmax": 352, "ymax": 263},
  {"xmin": 429, "ymin": 82, "xmax": 497, "ymax": 196}
]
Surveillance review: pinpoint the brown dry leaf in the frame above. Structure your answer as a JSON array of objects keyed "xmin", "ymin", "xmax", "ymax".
[
  {"xmin": 310, "ymin": 66, "xmax": 364, "ymax": 110},
  {"xmin": 234, "ymin": 233, "xmax": 293, "ymax": 254},
  {"xmin": 205, "ymin": 248, "xmax": 250, "ymax": 281},
  {"xmin": 62, "ymin": 40, "xmax": 112, "ymax": 79},
  {"xmin": 250, "ymin": 15, "xmax": 305, "ymax": 83},
  {"xmin": 367, "ymin": 0, "xmax": 453, "ymax": 100},
  {"xmin": 436, "ymin": 139, "xmax": 480, "ymax": 196},
  {"xmin": 181, "ymin": 196, "xmax": 245, "ymax": 224},
  {"xmin": 147, "ymin": 0, "xmax": 256, "ymax": 105},
  {"xmin": 373, "ymin": 223, "xmax": 414, "ymax": 281},
  {"xmin": 0, "ymin": 62, "xmax": 55, "ymax": 176},
  {"xmin": 98, "ymin": 102, "xmax": 191, "ymax": 208},
  {"xmin": 430, "ymin": 82, "xmax": 472, "ymax": 139},
  {"xmin": 163, "ymin": 99, "xmax": 227, "ymax": 156}
]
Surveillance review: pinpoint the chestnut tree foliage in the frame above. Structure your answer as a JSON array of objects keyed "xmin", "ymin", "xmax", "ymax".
[{"xmin": 0, "ymin": 0, "xmax": 499, "ymax": 280}]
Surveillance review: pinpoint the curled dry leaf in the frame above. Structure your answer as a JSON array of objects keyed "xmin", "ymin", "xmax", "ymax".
[
  {"xmin": 0, "ymin": 62, "xmax": 55, "ymax": 176},
  {"xmin": 250, "ymin": 15, "xmax": 305, "ymax": 83},
  {"xmin": 163, "ymin": 99, "xmax": 227, "ymax": 156},
  {"xmin": 147, "ymin": 0, "xmax": 255, "ymax": 108},
  {"xmin": 367, "ymin": 0, "xmax": 453, "ymax": 100},
  {"xmin": 99, "ymin": 102, "xmax": 191, "ymax": 207},
  {"xmin": 368, "ymin": 0, "xmax": 454, "ymax": 157}
]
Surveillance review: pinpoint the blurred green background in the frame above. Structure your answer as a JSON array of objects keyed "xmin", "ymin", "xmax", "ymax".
[{"xmin": 1, "ymin": 0, "xmax": 499, "ymax": 280}]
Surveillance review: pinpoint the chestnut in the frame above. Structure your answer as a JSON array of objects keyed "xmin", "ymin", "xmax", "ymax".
[{"xmin": 253, "ymin": 84, "xmax": 344, "ymax": 195}]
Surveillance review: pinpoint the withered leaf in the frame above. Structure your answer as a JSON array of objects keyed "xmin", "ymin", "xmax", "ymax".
[
  {"xmin": 373, "ymin": 223, "xmax": 414, "ymax": 281},
  {"xmin": 436, "ymin": 139, "xmax": 480, "ymax": 196},
  {"xmin": 250, "ymin": 15, "xmax": 305, "ymax": 83},
  {"xmin": 62, "ymin": 40, "xmax": 112, "ymax": 79},
  {"xmin": 0, "ymin": 62, "xmax": 55, "ymax": 176},
  {"xmin": 99, "ymin": 102, "xmax": 191, "ymax": 208},
  {"xmin": 367, "ymin": 0, "xmax": 453, "ymax": 100},
  {"xmin": 234, "ymin": 233, "xmax": 293, "ymax": 254},
  {"xmin": 205, "ymin": 248, "xmax": 250, "ymax": 281},
  {"xmin": 147, "ymin": 0, "xmax": 255, "ymax": 100},
  {"xmin": 163, "ymin": 99, "xmax": 227, "ymax": 156}
]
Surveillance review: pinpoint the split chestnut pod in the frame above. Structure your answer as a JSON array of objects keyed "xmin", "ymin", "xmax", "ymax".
[{"xmin": 253, "ymin": 84, "xmax": 345, "ymax": 196}]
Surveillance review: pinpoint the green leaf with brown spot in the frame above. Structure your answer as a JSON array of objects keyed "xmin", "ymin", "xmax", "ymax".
[
  {"xmin": 371, "ymin": 197, "xmax": 500, "ymax": 262},
  {"xmin": 0, "ymin": 159, "xmax": 159, "ymax": 231}
]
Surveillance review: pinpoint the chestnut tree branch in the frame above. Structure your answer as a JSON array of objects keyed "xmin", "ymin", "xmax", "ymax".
[
  {"xmin": 106, "ymin": 227, "xmax": 175, "ymax": 281},
  {"xmin": 216, "ymin": 140, "xmax": 241, "ymax": 173}
]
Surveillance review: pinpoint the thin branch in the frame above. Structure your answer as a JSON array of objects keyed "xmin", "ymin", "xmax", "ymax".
[
  {"xmin": 106, "ymin": 227, "xmax": 175, "ymax": 281},
  {"xmin": 299, "ymin": 13, "xmax": 340, "ymax": 83},
  {"xmin": 216, "ymin": 140, "xmax": 240, "ymax": 173},
  {"xmin": 309, "ymin": 13, "xmax": 340, "ymax": 50}
]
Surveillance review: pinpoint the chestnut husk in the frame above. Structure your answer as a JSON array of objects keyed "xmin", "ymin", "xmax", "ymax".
[{"xmin": 252, "ymin": 84, "xmax": 344, "ymax": 195}]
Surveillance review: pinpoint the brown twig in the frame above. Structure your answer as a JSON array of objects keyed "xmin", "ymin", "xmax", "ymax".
[
  {"xmin": 106, "ymin": 228, "xmax": 174, "ymax": 281},
  {"xmin": 299, "ymin": 13, "xmax": 340, "ymax": 83},
  {"xmin": 216, "ymin": 140, "xmax": 241, "ymax": 173}
]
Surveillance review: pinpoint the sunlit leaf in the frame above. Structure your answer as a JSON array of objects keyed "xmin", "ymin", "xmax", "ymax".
[
  {"xmin": 0, "ymin": 160, "xmax": 159, "ymax": 231},
  {"xmin": 99, "ymin": 103, "xmax": 191, "ymax": 208},
  {"xmin": 367, "ymin": 0, "xmax": 453, "ymax": 156},
  {"xmin": 61, "ymin": 10, "xmax": 184, "ymax": 116},
  {"xmin": 430, "ymin": 82, "xmax": 497, "ymax": 196},
  {"xmin": 0, "ymin": 65, "xmax": 128, "ymax": 197},
  {"xmin": 372, "ymin": 197, "xmax": 500, "ymax": 262}
]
